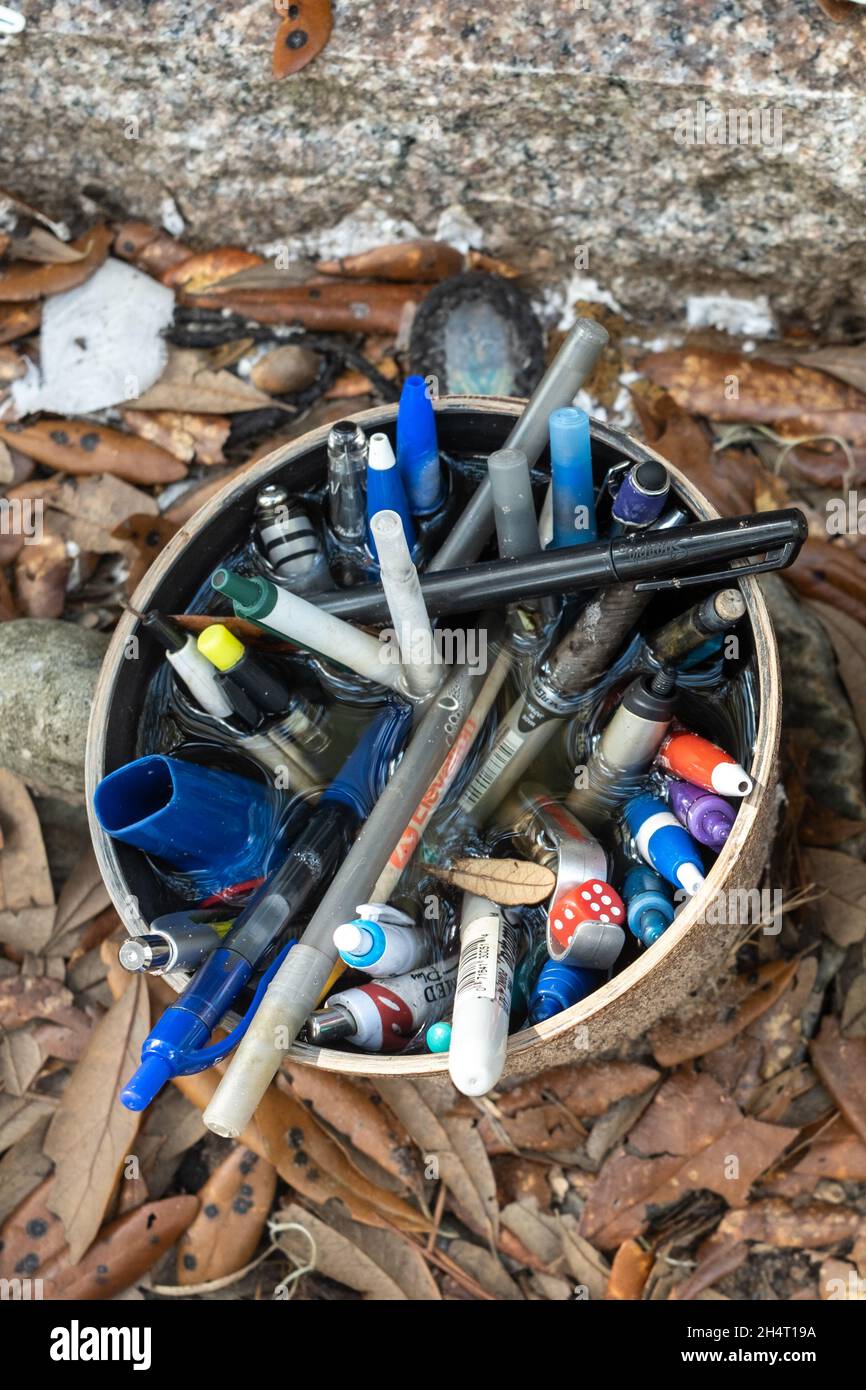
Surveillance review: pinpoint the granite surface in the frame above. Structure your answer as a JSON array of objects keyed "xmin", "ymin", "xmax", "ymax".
[{"xmin": 1, "ymin": 1, "xmax": 865, "ymax": 329}]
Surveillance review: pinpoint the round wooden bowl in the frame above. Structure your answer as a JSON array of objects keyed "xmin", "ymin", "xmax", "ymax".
[{"xmin": 86, "ymin": 397, "xmax": 780, "ymax": 1081}]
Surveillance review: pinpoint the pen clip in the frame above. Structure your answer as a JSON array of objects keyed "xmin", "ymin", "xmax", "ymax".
[{"xmin": 634, "ymin": 538, "xmax": 802, "ymax": 592}]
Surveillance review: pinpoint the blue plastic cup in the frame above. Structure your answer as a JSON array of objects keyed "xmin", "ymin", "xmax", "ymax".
[{"xmin": 93, "ymin": 754, "xmax": 272, "ymax": 877}]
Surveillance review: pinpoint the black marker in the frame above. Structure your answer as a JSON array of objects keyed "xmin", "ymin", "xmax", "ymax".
[{"xmin": 312, "ymin": 509, "xmax": 807, "ymax": 623}]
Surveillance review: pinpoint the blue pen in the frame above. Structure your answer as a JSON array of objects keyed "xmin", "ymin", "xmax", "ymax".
[
  {"xmin": 396, "ymin": 375, "xmax": 444, "ymax": 516},
  {"xmin": 622, "ymin": 865, "xmax": 675, "ymax": 946},
  {"xmin": 624, "ymin": 793, "xmax": 705, "ymax": 897},
  {"xmin": 548, "ymin": 406, "xmax": 597, "ymax": 547},
  {"xmin": 366, "ymin": 432, "xmax": 416, "ymax": 561},
  {"xmin": 120, "ymin": 704, "xmax": 411, "ymax": 1111},
  {"xmin": 529, "ymin": 960, "xmax": 599, "ymax": 1024}
]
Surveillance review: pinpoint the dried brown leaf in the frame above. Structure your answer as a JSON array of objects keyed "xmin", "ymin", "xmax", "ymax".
[
  {"xmin": 44, "ymin": 974, "xmax": 150, "ymax": 1262},
  {"xmin": 447, "ymin": 1238, "xmax": 524, "ymax": 1299},
  {"xmin": 0, "ymin": 226, "xmax": 113, "ymax": 302},
  {"xmin": 272, "ymin": 0, "xmax": 333, "ymax": 77},
  {"xmin": 121, "ymin": 408, "xmax": 230, "ymax": 465},
  {"xmin": 162, "ymin": 248, "xmax": 264, "ymax": 294},
  {"xmin": 176, "ymin": 1146, "xmax": 276, "ymax": 1285},
  {"xmin": 605, "ymin": 1238, "xmax": 654, "ymax": 1300},
  {"xmin": 376, "ymin": 1077, "xmax": 499, "ymax": 1243},
  {"xmin": 810, "ymin": 1016, "xmax": 866, "ymax": 1144},
  {"xmin": 175, "ymin": 1067, "xmax": 429, "ymax": 1234},
  {"xmin": 0, "ymin": 975, "xmax": 76, "ymax": 1030},
  {"xmin": 0, "ymin": 418, "xmax": 186, "ymax": 484},
  {"xmin": 808, "ymin": 601, "xmax": 866, "ymax": 746},
  {"xmin": 130, "ymin": 347, "xmax": 279, "ymax": 414},
  {"xmin": 0, "ymin": 770, "xmax": 55, "ymax": 950},
  {"xmin": 187, "ymin": 280, "xmax": 427, "ymax": 335},
  {"xmin": 280, "ymin": 1062, "xmax": 419, "ymax": 1192},
  {"xmin": 0, "ymin": 301, "xmax": 41, "ymax": 345},
  {"xmin": 249, "ymin": 344, "xmax": 321, "ymax": 394},
  {"xmin": 649, "ymin": 959, "xmax": 801, "ymax": 1068},
  {"xmin": 0, "ymin": 1026, "xmax": 45, "ymax": 1095},
  {"xmin": 717, "ymin": 1197, "xmax": 862, "ymax": 1248},
  {"xmin": 0, "ymin": 1117, "xmax": 53, "ymax": 1223},
  {"xmin": 49, "ymin": 844, "xmax": 112, "ymax": 952},
  {"xmin": 43, "ymin": 1196, "xmax": 200, "ymax": 1299},
  {"xmin": 316, "ymin": 239, "xmax": 463, "ymax": 283},
  {"xmin": 8, "ymin": 226, "xmax": 87, "ymax": 265},
  {"xmin": 803, "ymin": 848, "xmax": 866, "ymax": 946},
  {"xmin": 580, "ymin": 1072, "xmax": 798, "ymax": 1249},
  {"xmin": 0, "ymin": 1177, "xmax": 67, "ymax": 1279},
  {"xmin": 642, "ymin": 346, "xmax": 866, "ymax": 444},
  {"xmin": 112, "ymin": 512, "xmax": 181, "ymax": 591},
  {"xmin": 430, "ymin": 857, "xmax": 556, "ymax": 906},
  {"xmin": 14, "ymin": 535, "xmax": 71, "ymax": 619},
  {"xmin": 0, "ymin": 1093, "xmax": 56, "ymax": 1152},
  {"xmin": 275, "ymin": 1200, "xmax": 440, "ymax": 1300},
  {"xmin": 113, "ymin": 222, "xmax": 192, "ymax": 277}
]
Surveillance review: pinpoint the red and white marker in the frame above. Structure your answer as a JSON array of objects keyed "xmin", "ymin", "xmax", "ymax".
[{"xmin": 656, "ymin": 730, "xmax": 753, "ymax": 798}]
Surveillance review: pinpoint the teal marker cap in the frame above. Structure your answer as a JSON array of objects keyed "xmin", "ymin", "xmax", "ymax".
[
  {"xmin": 211, "ymin": 569, "xmax": 275, "ymax": 620},
  {"xmin": 426, "ymin": 1021, "xmax": 451, "ymax": 1053}
]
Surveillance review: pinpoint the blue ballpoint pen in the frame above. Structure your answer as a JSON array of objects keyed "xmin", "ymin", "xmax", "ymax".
[{"xmin": 120, "ymin": 704, "xmax": 411, "ymax": 1110}]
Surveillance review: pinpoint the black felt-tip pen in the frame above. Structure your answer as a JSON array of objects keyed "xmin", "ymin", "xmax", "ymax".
[{"xmin": 312, "ymin": 510, "xmax": 807, "ymax": 624}]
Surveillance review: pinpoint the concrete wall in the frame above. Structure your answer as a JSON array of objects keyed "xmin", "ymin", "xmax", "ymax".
[{"xmin": 2, "ymin": 1, "xmax": 865, "ymax": 330}]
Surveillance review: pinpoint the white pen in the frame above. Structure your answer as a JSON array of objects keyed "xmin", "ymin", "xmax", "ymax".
[{"xmin": 449, "ymin": 894, "xmax": 519, "ymax": 1097}]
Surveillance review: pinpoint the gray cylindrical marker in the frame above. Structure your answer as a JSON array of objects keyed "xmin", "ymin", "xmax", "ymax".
[
  {"xmin": 488, "ymin": 448, "xmax": 539, "ymax": 558},
  {"xmin": 429, "ymin": 318, "xmax": 609, "ymax": 571},
  {"xmin": 488, "ymin": 447, "xmax": 555, "ymax": 632},
  {"xmin": 567, "ymin": 670, "xmax": 676, "ymax": 830}
]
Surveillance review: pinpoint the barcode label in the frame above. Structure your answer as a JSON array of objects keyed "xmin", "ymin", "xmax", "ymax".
[
  {"xmin": 456, "ymin": 917, "xmax": 518, "ymax": 1006},
  {"xmin": 459, "ymin": 727, "xmax": 526, "ymax": 810}
]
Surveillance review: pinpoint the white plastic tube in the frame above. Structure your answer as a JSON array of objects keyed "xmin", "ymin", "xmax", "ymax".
[
  {"xmin": 448, "ymin": 894, "xmax": 518, "ymax": 1097},
  {"xmin": 259, "ymin": 585, "xmax": 404, "ymax": 694},
  {"xmin": 371, "ymin": 509, "xmax": 441, "ymax": 699}
]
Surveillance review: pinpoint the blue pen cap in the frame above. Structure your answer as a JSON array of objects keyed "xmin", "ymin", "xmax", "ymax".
[
  {"xmin": 336, "ymin": 918, "xmax": 386, "ymax": 969},
  {"xmin": 366, "ymin": 432, "xmax": 416, "ymax": 559},
  {"xmin": 529, "ymin": 960, "xmax": 599, "ymax": 1024},
  {"xmin": 94, "ymin": 755, "xmax": 272, "ymax": 877},
  {"xmin": 624, "ymin": 793, "xmax": 704, "ymax": 894},
  {"xmin": 396, "ymin": 375, "xmax": 443, "ymax": 515},
  {"xmin": 322, "ymin": 703, "xmax": 412, "ymax": 821},
  {"xmin": 548, "ymin": 406, "xmax": 597, "ymax": 547},
  {"xmin": 622, "ymin": 865, "xmax": 675, "ymax": 945}
]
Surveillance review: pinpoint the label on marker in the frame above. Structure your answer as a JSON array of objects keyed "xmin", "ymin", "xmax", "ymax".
[
  {"xmin": 456, "ymin": 915, "xmax": 518, "ymax": 1006},
  {"xmin": 459, "ymin": 728, "xmax": 526, "ymax": 810}
]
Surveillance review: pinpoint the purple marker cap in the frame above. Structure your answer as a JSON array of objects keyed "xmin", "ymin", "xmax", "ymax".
[
  {"xmin": 611, "ymin": 459, "xmax": 670, "ymax": 528},
  {"xmin": 668, "ymin": 779, "xmax": 734, "ymax": 850}
]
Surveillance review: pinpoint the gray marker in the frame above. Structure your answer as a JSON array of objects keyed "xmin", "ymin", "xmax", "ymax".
[{"xmin": 567, "ymin": 670, "xmax": 676, "ymax": 831}]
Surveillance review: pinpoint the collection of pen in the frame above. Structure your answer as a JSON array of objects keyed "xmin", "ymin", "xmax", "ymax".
[{"xmin": 92, "ymin": 319, "xmax": 807, "ymax": 1128}]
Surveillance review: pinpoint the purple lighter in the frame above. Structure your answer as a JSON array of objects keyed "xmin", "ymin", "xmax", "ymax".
[{"xmin": 667, "ymin": 778, "xmax": 735, "ymax": 850}]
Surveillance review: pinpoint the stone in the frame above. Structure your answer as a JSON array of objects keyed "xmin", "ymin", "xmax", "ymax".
[
  {"xmin": 0, "ymin": 620, "xmax": 109, "ymax": 802},
  {"xmin": 1, "ymin": 3, "xmax": 865, "ymax": 332}
]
